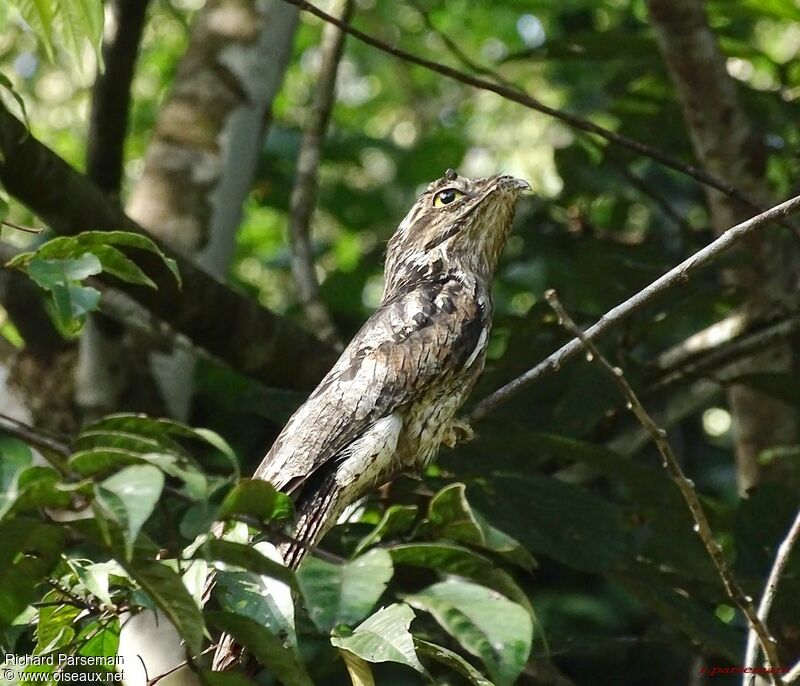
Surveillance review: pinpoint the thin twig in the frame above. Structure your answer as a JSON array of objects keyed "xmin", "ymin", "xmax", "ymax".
[
  {"xmin": 410, "ymin": 0, "xmax": 694, "ymax": 238},
  {"xmin": 544, "ymin": 289, "xmax": 784, "ymax": 686},
  {"xmin": 288, "ymin": 0, "xmax": 353, "ymax": 350},
  {"xmin": 279, "ymin": 0, "xmax": 770, "ymax": 213},
  {"xmin": 1, "ymin": 219, "xmax": 43, "ymax": 234},
  {"xmin": 786, "ymin": 661, "xmax": 800, "ymax": 683},
  {"xmin": 146, "ymin": 645, "xmax": 217, "ymax": 686},
  {"xmin": 470, "ymin": 192, "xmax": 800, "ymax": 421},
  {"xmin": 743, "ymin": 510, "xmax": 800, "ymax": 686}
]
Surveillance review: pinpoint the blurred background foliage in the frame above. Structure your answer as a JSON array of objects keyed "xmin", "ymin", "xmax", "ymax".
[{"xmin": 1, "ymin": 0, "xmax": 800, "ymax": 685}]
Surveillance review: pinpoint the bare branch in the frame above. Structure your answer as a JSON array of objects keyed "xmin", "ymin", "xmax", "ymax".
[
  {"xmin": 1, "ymin": 219, "xmax": 43, "ymax": 234},
  {"xmin": 288, "ymin": 0, "xmax": 354, "ymax": 350},
  {"xmin": 743, "ymin": 510, "xmax": 800, "ymax": 686},
  {"xmin": 545, "ymin": 290, "xmax": 784, "ymax": 686},
  {"xmin": 470, "ymin": 192, "xmax": 800, "ymax": 421},
  {"xmin": 279, "ymin": 0, "xmax": 774, "ymax": 214},
  {"xmin": 87, "ymin": 0, "xmax": 150, "ymax": 195}
]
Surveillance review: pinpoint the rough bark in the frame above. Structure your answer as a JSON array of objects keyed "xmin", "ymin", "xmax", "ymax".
[
  {"xmin": 125, "ymin": 0, "xmax": 300, "ymax": 418},
  {"xmin": 646, "ymin": 0, "xmax": 800, "ymax": 494},
  {"xmin": 0, "ymin": 103, "xmax": 337, "ymax": 391}
]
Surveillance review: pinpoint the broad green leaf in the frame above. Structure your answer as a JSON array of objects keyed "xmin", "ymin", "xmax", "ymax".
[
  {"xmin": 420, "ymin": 483, "xmax": 535, "ymax": 570},
  {"xmin": 215, "ymin": 542, "xmax": 298, "ymax": 647},
  {"xmin": 36, "ymin": 594, "xmax": 80, "ymax": 653},
  {"xmin": 0, "ymin": 520, "xmax": 65, "ymax": 628},
  {"xmin": 405, "ymin": 580, "xmax": 532, "ymax": 686},
  {"xmin": 206, "ymin": 612, "xmax": 313, "ymax": 686},
  {"xmin": 96, "ymin": 465, "xmax": 164, "ymax": 556},
  {"xmin": 354, "ymin": 504, "xmax": 418, "ymax": 555},
  {"xmin": 297, "ymin": 549, "xmax": 394, "ymax": 632},
  {"xmin": 85, "ymin": 245, "xmax": 157, "ymax": 288},
  {"xmin": 0, "ymin": 467, "xmax": 77, "ymax": 522},
  {"xmin": 198, "ymin": 538, "xmax": 297, "ymax": 590},
  {"xmin": 614, "ymin": 565, "xmax": 741, "ymax": 661},
  {"xmin": 123, "ymin": 558, "xmax": 205, "ymax": 656},
  {"xmin": 55, "ymin": 0, "xmax": 104, "ymax": 73},
  {"xmin": 218, "ymin": 479, "xmax": 294, "ymax": 524},
  {"xmin": 77, "ymin": 616, "xmax": 121, "ymax": 659},
  {"xmin": 386, "ymin": 543, "xmax": 532, "ymax": 612},
  {"xmin": 331, "ymin": 604, "xmax": 425, "ymax": 674},
  {"xmin": 15, "ymin": 0, "xmax": 56, "ymax": 58},
  {"xmin": 469, "ymin": 475, "xmax": 627, "ymax": 573},
  {"xmin": 27, "ymin": 253, "xmax": 102, "ymax": 286},
  {"xmin": 414, "ymin": 639, "xmax": 494, "ymax": 686}
]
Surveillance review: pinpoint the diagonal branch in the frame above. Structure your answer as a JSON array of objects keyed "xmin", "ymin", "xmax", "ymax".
[
  {"xmin": 545, "ymin": 290, "xmax": 784, "ymax": 686},
  {"xmin": 279, "ymin": 0, "xmax": 772, "ymax": 215},
  {"xmin": 470, "ymin": 192, "xmax": 800, "ymax": 421},
  {"xmin": 743, "ymin": 510, "xmax": 800, "ymax": 685},
  {"xmin": 288, "ymin": 0, "xmax": 354, "ymax": 350},
  {"xmin": 0, "ymin": 103, "xmax": 337, "ymax": 390}
]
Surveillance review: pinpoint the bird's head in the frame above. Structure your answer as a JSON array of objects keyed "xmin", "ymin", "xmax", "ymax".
[{"xmin": 383, "ymin": 169, "xmax": 530, "ymax": 299}]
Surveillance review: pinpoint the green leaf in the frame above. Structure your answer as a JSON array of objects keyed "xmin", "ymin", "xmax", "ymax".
[
  {"xmin": 36, "ymin": 594, "xmax": 80, "ymax": 653},
  {"xmin": 297, "ymin": 549, "xmax": 394, "ymax": 632},
  {"xmin": 414, "ymin": 639, "xmax": 494, "ymax": 686},
  {"xmin": 0, "ymin": 520, "xmax": 65, "ymax": 628},
  {"xmin": 354, "ymin": 504, "xmax": 418, "ymax": 555},
  {"xmin": 123, "ymin": 558, "xmax": 205, "ymax": 656},
  {"xmin": 218, "ymin": 479, "xmax": 294, "ymax": 524},
  {"xmin": 206, "ymin": 612, "xmax": 314, "ymax": 686},
  {"xmin": 55, "ymin": 0, "xmax": 104, "ymax": 74},
  {"xmin": 420, "ymin": 483, "xmax": 536, "ymax": 570},
  {"xmin": 469, "ymin": 475, "xmax": 627, "ymax": 573},
  {"xmin": 331, "ymin": 604, "xmax": 425, "ymax": 674},
  {"xmin": 95, "ymin": 465, "xmax": 164, "ymax": 556},
  {"xmin": 198, "ymin": 539, "xmax": 297, "ymax": 590},
  {"xmin": 86, "ymin": 245, "xmax": 157, "ymax": 288},
  {"xmin": 405, "ymin": 580, "xmax": 532, "ymax": 686},
  {"xmin": 0, "ymin": 467, "xmax": 77, "ymax": 522},
  {"xmin": 386, "ymin": 543, "xmax": 532, "ymax": 612},
  {"xmin": 215, "ymin": 542, "xmax": 298, "ymax": 647},
  {"xmin": 15, "ymin": 0, "xmax": 56, "ymax": 58}
]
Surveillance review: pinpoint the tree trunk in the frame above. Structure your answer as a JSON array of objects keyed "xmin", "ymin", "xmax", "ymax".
[{"xmin": 646, "ymin": 0, "xmax": 800, "ymax": 494}]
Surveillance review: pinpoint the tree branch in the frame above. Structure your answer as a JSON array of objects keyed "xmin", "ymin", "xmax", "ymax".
[
  {"xmin": 545, "ymin": 290, "xmax": 784, "ymax": 686},
  {"xmin": 0, "ymin": 103, "xmax": 337, "ymax": 390},
  {"xmin": 288, "ymin": 0, "xmax": 353, "ymax": 350},
  {"xmin": 279, "ymin": 0, "xmax": 775, "ymax": 215},
  {"xmin": 87, "ymin": 0, "xmax": 150, "ymax": 196},
  {"xmin": 470, "ymin": 192, "xmax": 800, "ymax": 422},
  {"xmin": 743, "ymin": 510, "xmax": 800, "ymax": 685}
]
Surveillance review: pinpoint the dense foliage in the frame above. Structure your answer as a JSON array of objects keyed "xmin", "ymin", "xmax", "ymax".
[{"xmin": 1, "ymin": 1, "xmax": 799, "ymax": 685}]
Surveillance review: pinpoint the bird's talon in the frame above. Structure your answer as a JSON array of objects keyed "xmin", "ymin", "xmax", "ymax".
[{"xmin": 441, "ymin": 418, "xmax": 475, "ymax": 448}]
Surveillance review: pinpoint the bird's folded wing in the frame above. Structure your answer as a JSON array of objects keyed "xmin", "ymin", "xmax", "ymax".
[{"xmin": 253, "ymin": 278, "xmax": 486, "ymax": 492}]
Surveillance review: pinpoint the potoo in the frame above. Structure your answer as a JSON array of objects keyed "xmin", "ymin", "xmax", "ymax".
[{"xmin": 212, "ymin": 169, "xmax": 529, "ymax": 669}]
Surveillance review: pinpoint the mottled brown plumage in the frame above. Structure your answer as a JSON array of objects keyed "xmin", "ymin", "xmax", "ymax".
[{"xmin": 212, "ymin": 170, "xmax": 528, "ymax": 671}]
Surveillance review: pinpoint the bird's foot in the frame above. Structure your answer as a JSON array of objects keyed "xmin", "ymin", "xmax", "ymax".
[{"xmin": 441, "ymin": 417, "xmax": 474, "ymax": 448}]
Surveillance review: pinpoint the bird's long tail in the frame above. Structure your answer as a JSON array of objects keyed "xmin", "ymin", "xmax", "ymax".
[{"xmin": 211, "ymin": 477, "xmax": 340, "ymax": 672}]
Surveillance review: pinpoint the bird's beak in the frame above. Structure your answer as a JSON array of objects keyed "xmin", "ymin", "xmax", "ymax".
[{"xmin": 499, "ymin": 175, "xmax": 534, "ymax": 196}]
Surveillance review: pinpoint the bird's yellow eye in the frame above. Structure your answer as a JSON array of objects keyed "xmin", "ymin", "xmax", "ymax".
[{"xmin": 434, "ymin": 188, "xmax": 464, "ymax": 207}]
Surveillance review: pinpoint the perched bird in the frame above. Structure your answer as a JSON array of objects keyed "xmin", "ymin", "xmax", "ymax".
[{"xmin": 212, "ymin": 169, "xmax": 529, "ymax": 669}]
